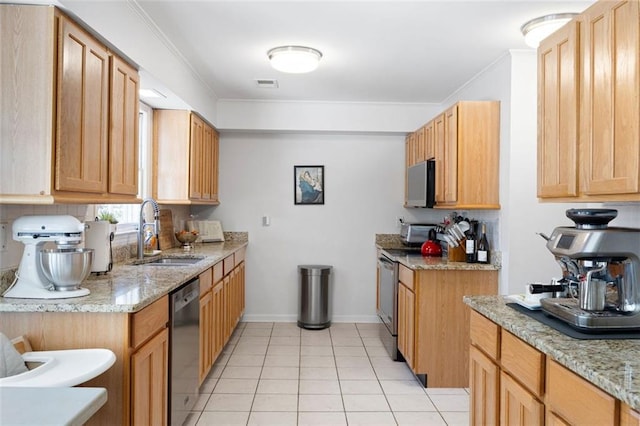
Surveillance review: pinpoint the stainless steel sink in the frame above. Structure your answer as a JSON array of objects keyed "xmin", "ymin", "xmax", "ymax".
[{"xmin": 142, "ymin": 257, "xmax": 204, "ymax": 266}]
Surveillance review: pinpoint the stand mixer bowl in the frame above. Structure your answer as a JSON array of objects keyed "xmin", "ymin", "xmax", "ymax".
[{"xmin": 40, "ymin": 248, "xmax": 93, "ymax": 291}]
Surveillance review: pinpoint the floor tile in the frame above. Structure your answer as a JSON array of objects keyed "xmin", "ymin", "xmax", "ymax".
[
  {"xmin": 213, "ymin": 378, "xmax": 259, "ymax": 394},
  {"xmin": 301, "ymin": 355, "xmax": 336, "ymax": 367},
  {"xmin": 256, "ymin": 379, "xmax": 299, "ymax": 394},
  {"xmin": 270, "ymin": 336, "xmax": 301, "ymax": 346},
  {"xmin": 440, "ymin": 411, "xmax": 470, "ymax": 426},
  {"xmin": 247, "ymin": 411, "xmax": 297, "ymax": 425},
  {"xmin": 338, "ymin": 366, "xmax": 377, "ymax": 380},
  {"xmin": 373, "ymin": 365, "xmax": 416, "ymax": 380},
  {"xmin": 300, "ymin": 345, "xmax": 333, "ymax": 355},
  {"xmin": 429, "ymin": 394, "xmax": 470, "ymax": 412},
  {"xmin": 252, "ymin": 394, "xmax": 298, "ymax": 411},
  {"xmin": 264, "ymin": 355, "xmax": 300, "ymax": 367},
  {"xmin": 266, "ymin": 345, "xmax": 300, "ymax": 356},
  {"xmin": 204, "ymin": 393, "xmax": 254, "ymax": 411},
  {"xmin": 335, "ymin": 356, "xmax": 370, "ymax": 368},
  {"xmin": 300, "ymin": 367, "xmax": 338, "ymax": 380},
  {"xmin": 339, "ymin": 379, "xmax": 383, "ymax": 394},
  {"xmin": 386, "ymin": 394, "xmax": 437, "ymax": 411},
  {"xmin": 221, "ymin": 366, "xmax": 262, "ymax": 379},
  {"xmin": 394, "ymin": 411, "xmax": 447, "ymax": 426},
  {"xmin": 299, "ymin": 379, "xmax": 341, "ymax": 395},
  {"xmin": 333, "ymin": 346, "xmax": 367, "ymax": 356},
  {"xmin": 298, "ymin": 394, "xmax": 344, "ymax": 411},
  {"xmin": 345, "ymin": 411, "xmax": 397, "ymax": 425},
  {"xmin": 242, "ymin": 328, "xmax": 272, "ymax": 337},
  {"xmin": 298, "ymin": 412, "xmax": 348, "ymax": 426},
  {"xmin": 192, "ymin": 322, "xmax": 470, "ymax": 424},
  {"xmin": 196, "ymin": 411, "xmax": 249, "ymax": 426},
  {"xmin": 343, "ymin": 394, "xmax": 390, "ymax": 411},
  {"xmin": 260, "ymin": 366, "xmax": 299, "ymax": 380},
  {"xmin": 379, "ymin": 380, "xmax": 426, "ymax": 395},
  {"xmin": 227, "ymin": 354, "xmax": 266, "ymax": 367}
]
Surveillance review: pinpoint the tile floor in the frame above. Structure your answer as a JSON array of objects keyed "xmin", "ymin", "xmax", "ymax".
[{"xmin": 185, "ymin": 322, "xmax": 469, "ymax": 426}]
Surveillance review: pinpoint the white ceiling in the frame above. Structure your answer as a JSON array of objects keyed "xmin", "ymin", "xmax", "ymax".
[{"xmin": 60, "ymin": 0, "xmax": 594, "ymax": 106}]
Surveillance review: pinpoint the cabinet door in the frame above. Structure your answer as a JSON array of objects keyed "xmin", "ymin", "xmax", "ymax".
[
  {"xmin": 424, "ymin": 120, "xmax": 435, "ymax": 160},
  {"xmin": 189, "ymin": 114, "xmax": 204, "ymax": 199},
  {"xmin": 131, "ymin": 327, "xmax": 169, "ymax": 426},
  {"xmin": 537, "ymin": 20, "xmax": 579, "ymax": 198},
  {"xmin": 469, "ymin": 345, "xmax": 499, "ymax": 426},
  {"xmin": 199, "ymin": 290, "xmax": 213, "ymax": 384},
  {"xmin": 621, "ymin": 402, "xmax": 640, "ymax": 426},
  {"xmin": 398, "ymin": 282, "xmax": 415, "ymax": 369},
  {"xmin": 500, "ymin": 371, "xmax": 544, "ymax": 426},
  {"xmin": 581, "ymin": 0, "xmax": 640, "ymax": 195},
  {"xmin": 211, "ymin": 129, "xmax": 220, "ymax": 203},
  {"xmin": 212, "ymin": 280, "xmax": 225, "ymax": 359},
  {"xmin": 201, "ymin": 124, "xmax": 213, "ymax": 200},
  {"xmin": 442, "ymin": 105, "xmax": 458, "ymax": 204},
  {"xmin": 55, "ymin": 14, "xmax": 109, "ymax": 194},
  {"xmin": 416, "ymin": 126, "xmax": 426, "ymax": 164},
  {"xmin": 434, "ymin": 113, "xmax": 446, "ymax": 202},
  {"xmin": 109, "ymin": 54, "xmax": 139, "ymax": 196}
]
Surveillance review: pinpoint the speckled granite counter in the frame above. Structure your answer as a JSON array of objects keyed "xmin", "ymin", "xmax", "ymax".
[
  {"xmin": 0, "ymin": 239, "xmax": 247, "ymax": 314},
  {"xmin": 376, "ymin": 234, "xmax": 500, "ymax": 271},
  {"xmin": 464, "ymin": 295, "xmax": 640, "ymax": 411}
]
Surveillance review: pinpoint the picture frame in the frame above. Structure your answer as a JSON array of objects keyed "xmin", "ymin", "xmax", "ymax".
[{"xmin": 294, "ymin": 165, "xmax": 324, "ymax": 205}]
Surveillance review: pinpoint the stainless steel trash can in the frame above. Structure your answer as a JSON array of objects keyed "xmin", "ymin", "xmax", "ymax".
[{"xmin": 298, "ymin": 265, "xmax": 332, "ymax": 329}]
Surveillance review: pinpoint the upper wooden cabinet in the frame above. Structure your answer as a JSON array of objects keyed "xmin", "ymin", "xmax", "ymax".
[
  {"xmin": 407, "ymin": 100, "xmax": 500, "ymax": 209},
  {"xmin": 153, "ymin": 110, "xmax": 220, "ymax": 205},
  {"xmin": 0, "ymin": 5, "xmax": 140, "ymax": 204},
  {"xmin": 538, "ymin": 0, "xmax": 640, "ymax": 202}
]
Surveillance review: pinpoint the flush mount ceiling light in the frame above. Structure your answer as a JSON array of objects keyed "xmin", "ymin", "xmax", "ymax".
[
  {"xmin": 520, "ymin": 13, "xmax": 578, "ymax": 48},
  {"xmin": 267, "ymin": 45, "xmax": 322, "ymax": 73}
]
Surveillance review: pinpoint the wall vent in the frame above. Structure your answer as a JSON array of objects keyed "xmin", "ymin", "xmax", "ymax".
[{"xmin": 255, "ymin": 79, "xmax": 278, "ymax": 88}]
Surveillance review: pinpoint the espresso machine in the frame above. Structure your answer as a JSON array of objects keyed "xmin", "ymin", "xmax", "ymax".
[{"xmin": 537, "ymin": 209, "xmax": 640, "ymax": 331}]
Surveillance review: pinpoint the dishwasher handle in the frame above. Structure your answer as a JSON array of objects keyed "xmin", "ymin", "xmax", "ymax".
[{"xmin": 173, "ymin": 279, "xmax": 200, "ymax": 312}]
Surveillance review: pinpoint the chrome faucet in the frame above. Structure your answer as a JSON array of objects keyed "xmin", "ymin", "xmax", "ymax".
[{"xmin": 138, "ymin": 198, "xmax": 160, "ymax": 259}]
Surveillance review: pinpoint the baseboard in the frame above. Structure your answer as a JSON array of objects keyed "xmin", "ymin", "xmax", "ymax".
[{"xmin": 241, "ymin": 313, "xmax": 380, "ymax": 324}]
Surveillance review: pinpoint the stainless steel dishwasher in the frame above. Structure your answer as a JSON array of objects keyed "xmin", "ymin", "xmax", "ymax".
[{"xmin": 170, "ymin": 278, "xmax": 200, "ymax": 426}]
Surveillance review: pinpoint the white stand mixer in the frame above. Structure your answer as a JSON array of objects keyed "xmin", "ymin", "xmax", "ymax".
[{"xmin": 3, "ymin": 215, "xmax": 90, "ymax": 299}]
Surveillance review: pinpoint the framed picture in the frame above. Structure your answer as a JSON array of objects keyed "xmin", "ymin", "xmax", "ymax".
[{"xmin": 294, "ymin": 165, "xmax": 324, "ymax": 205}]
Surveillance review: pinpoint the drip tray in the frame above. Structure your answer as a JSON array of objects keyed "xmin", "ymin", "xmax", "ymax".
[{"xmin": 506, "ymin": 303, "xmax": 640, "ymax": 340}]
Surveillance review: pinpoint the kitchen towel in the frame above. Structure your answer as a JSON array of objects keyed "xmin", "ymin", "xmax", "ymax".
[{"xmin": 0, "ymin": 333, "xmax": 28, "ymax": 378}]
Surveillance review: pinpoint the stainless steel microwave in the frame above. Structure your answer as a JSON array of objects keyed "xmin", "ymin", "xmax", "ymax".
[{"xmin": 406, "ymin": 159, "xmax": 435, "ymax": 208}]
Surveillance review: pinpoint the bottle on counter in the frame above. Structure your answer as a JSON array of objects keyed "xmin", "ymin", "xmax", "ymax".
[
  {"xmin": 477, "ymin": 222, "xmax": 490, "ymax": 264},
  {"xmin": 465, "ymin": 224, "xmax": 476, "ymax": 263}
]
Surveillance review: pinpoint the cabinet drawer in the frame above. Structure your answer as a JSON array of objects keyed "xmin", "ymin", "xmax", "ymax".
[
  {"xmin": 546, "ymin": 359, "xmax": 617, "ymax": 425},
  {"xmin": 199, "ymin": 267, "xmax": 213, "ymax": 295},
  {"xmin": 213, "ymin": 261, "xmax": 224, "ymax": 283},
  {"xmin": 501, "ymin": 330, "xmax": 544, "ymax": 397},
  {"xmin": 235, "ymin": 247, "xmax": 246, "ymax": 266},
  {"xmin": 399, "ymin": 264, "xmax": 414, "ymax": 291},
  {"xmin": 621, "ymin": 402, "xmax": 640, "ymax": 426},
  {"xmin": 131, "ymin": 295, "xmax": 168, "ymax": 349},
  {"xmin": 223, "ymin": 255, "xmax": 234, "ymax": 275},
  {"xmin": 470, "ymin": 310, "xmax": 500, "ymax": 361}
]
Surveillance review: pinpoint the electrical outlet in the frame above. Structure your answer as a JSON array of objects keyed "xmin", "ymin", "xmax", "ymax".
[
  {"xmin": 396, "ymin": 216, "xmax": 404, "ymax": 228},
  {"xmin": 0, "ymin": 222, "xmax": 7, "ymax": 252}
]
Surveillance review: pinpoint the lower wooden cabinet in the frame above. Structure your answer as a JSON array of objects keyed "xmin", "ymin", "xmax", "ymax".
[
  {"xmin": 500, "ymin": 371, "xmax": 543, "ymax": 426},
  {"xmin": 397, "ymin": 265, "xmax": 498, "ymax": 387},
  {"xmin": 198, "ymin": 249, "xmax": 246, "ymax": 385},
  {"xmin": 131, "ymin": 327, "xmax": 169, "ymax": 425},
  {"xmin": 469, "ymin": 345, "xmax": 499, "ymax": 426},
  {"xmin": 470, "ymin": 311, "xmax": 630, "ymax": 426}
]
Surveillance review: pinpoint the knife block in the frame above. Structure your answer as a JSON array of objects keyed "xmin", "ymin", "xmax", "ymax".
[{"xmin": 448, "ymin": 244, "xmax": 466, "ymax": 262}]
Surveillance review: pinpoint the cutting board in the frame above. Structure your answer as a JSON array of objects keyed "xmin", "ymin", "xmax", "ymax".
[{"xmin": 158, "ymin": 209, "xmax": 175, "ymax": 250}]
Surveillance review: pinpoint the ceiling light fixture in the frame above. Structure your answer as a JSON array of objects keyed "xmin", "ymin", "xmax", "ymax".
[
  {"xmin": 520, "ymin": 13, "xmax": 578, "ymax": 48},
  {"xmin": 267, "ymin": 45, "xmax": 322, "ymax": 74},
  {"xmin": 139, "ymin": 88, "xmax": 166, "ymax": 99}
]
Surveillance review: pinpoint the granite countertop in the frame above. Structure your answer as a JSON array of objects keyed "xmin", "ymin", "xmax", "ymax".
[
  {"xmin": 464, "ymin": 295, "xmax": 640, "ymax": 411},
  {"xmin": 0, "ymin": 239, "xmax": 247, "ymax": 314},
  {"xmin": 376, "ymin": 234, "xmax": 500, "ymax": 271}
]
